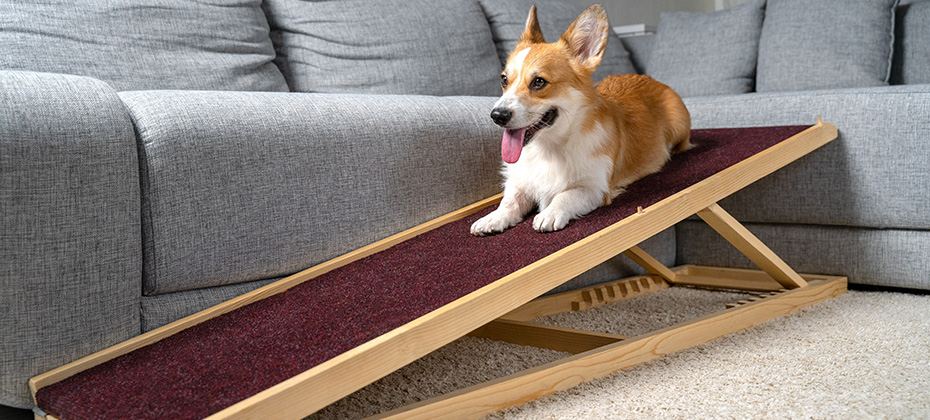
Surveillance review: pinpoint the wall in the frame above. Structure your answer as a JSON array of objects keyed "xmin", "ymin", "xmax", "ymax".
[{"xmin": 558, "ymin": 0, "xmax": 746, "ymax": 26}]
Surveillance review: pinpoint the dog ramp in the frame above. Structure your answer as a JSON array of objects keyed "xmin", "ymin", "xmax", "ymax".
[{"xmin": 31, "ymin": 121, "xmax": 845, "ymax": 420}]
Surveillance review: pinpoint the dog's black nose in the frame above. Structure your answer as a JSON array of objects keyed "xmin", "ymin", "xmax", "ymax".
[{"xmin": 490, "ymin": 108, "xmax": 512, "ymax": 126}]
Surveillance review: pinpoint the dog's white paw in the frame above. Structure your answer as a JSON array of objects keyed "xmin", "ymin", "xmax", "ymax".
[
  {"xmin": 533, "ymin": 208, "xmax": 571, "ymax": 232},
  {"xmin": 471, "ymin": 210, "xmax": 522, "ymax": 236}
]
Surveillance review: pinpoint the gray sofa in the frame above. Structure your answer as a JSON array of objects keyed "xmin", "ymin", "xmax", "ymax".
[{"xmin": 1, "ymin": 0, "xmax": 927, "ymax": 412}]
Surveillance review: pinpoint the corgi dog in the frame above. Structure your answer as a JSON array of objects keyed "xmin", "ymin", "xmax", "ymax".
[{"xmin": 470, "ymin": 4, "xmax": 691, "ymax": 236}]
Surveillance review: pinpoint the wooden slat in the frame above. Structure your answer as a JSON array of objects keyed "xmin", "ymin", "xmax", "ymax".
[
  {"xmin": 669, "ymin": 265, "xmax": 840, "ymax": 291},
  {"xmin": 622, "ymin": 245, "xmax": 677, "ymax": 282},
  {"xmin": 469, "ymin": 319, "xmax": 627, "ymax": 354},
  {"xmin": 696, "ymin": 203, "xmax": 807, "ymax": 289},
  {"xmin": 372, "ymin": 274, "xmax": 847, "ymax": 420},
  {"xmin": 670, "ymin": 265, "xmax": 784, "ymax": 291}
]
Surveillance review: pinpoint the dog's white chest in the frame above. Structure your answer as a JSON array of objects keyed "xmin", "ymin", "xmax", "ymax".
[{"xmin": 504, "ymin": 133, "xmax": 612, "ymax": 209}]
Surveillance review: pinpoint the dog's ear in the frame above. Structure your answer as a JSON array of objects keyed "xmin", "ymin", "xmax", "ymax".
[
  {"xmin": 560, "ymin": 4, "xmax": 609, "ymax": 72},
  {"xmin": 518, "ymin": 5, "xmax": 546, "ymax": 45}
]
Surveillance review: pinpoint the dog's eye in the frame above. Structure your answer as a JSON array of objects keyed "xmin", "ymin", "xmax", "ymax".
[
  {"xmin": 531, "ymin": 77, "xmax": 548, "ymax": 90},
  {"xmin": 500, "ymin": 74, "xmax": 508, "ymax": 89}
]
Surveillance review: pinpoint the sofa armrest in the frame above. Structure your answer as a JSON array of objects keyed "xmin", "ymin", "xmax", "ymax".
[
  {"xmin": 682, "ymin": 84, "xmax": 930, "ymax": 230},
  {"xmin": 0, "ymin": 71, "xmax": 141, "ymax": 407}
]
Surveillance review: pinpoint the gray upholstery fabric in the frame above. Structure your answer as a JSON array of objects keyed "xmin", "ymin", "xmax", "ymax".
[
  {"xmin": 120, "ymin": 91, "xmax": 504, "ymax": 295},
  {"xmin": 892, "ymin": 1, "xmax": 930, "ymax": 85},
  {"xmin": 619, "ymin": 34, "xmax": 655, "ymax": 75},
  {"xmin": 478, "ymin": 0, "xmax": 637, "ymax": 82},
  {"xmin": 0, "ymin": 71, "xmax": 141, "ymax": 408},
  {"xmin": 263, "ymin": 0, "xmax": 501, "ymax": 96},
  {"xmin": 0, "ymin": 0, "xmax": 288, "ymax": 92},
  {"xmin": 676, "ymin": 221, "xmax": 930, "ymax": 290},
  {"xmin": 141, "ymin": 278, "xmax": 277, "ymax": 332},
  {"xmin": 647, "ymin": 0, "xmax": 765, "ymax": 97},
  {"xmin": 756, "ymin": 0, "xmax": 899, "ymax": 92},
  {"xmin": 683, "ymin": 85, "xmax": 930, "ymax": 231}
]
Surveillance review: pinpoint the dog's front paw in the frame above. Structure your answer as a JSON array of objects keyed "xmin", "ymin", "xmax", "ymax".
[
  {"xmin": 533, "ymin": 208, "xmax": 571, "ymax": 232},
  {"xmin": 471, "ymin": 210, "xmax": 522, "ymax": 236}
]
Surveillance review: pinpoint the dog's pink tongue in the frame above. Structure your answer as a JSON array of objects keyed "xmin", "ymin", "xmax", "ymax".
[{"xmin": 502, "ymin": 128, "xmax": 526, "ymax": 164}]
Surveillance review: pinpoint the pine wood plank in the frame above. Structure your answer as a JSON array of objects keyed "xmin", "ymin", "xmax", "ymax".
[
  {"xmin": 671, "ymin": 265, "xmax": 784, "ymax": 291},
  {"xmin": 622, "ymin": 245, "xmax": 677, "ymax": 282},
  {"xmin": 696, "ymin": 203, "xmax": 807, "ymax": 289},
  {"xmin": 469, "ymin": 319, "xmax": 628, "ymax": 354},
  {"xmin": 670, "ymin": 265, "xmax": 837, "ymax": 291}
]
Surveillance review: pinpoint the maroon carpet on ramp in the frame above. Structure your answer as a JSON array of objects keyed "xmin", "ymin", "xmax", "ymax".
[{"xmin": 36, "ymin": 125, "xmax": 811, "ymax": 419}]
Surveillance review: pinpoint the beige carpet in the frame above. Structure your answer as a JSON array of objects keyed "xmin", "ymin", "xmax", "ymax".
[{"xmin": 308, "ymin": 286, "xmax": 930, "ymax": 420}]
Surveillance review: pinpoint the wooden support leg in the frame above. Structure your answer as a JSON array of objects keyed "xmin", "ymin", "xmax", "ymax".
[
  {"xmin": 469, "ymin": 319, "xmax": 627, "ymax": 354},
  {"xmin": 696, "ymin": 203, "xmax": 807, "ymax": 289},
  {"xmin": 622, "ymin": 246, "xmax": 677, "ymax": 282}
]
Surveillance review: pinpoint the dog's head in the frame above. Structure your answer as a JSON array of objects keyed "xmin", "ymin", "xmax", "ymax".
[{"xmin": 491, "ymin": 4, "xmax": 610, "ymax": 163}]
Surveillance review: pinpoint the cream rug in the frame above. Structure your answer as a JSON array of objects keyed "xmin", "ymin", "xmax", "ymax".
[{"xmin": 309, "ymin": 287, "xmax": 930, "ymax": 420}]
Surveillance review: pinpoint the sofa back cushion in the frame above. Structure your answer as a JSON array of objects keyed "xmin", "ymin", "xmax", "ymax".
[
  {"xmin": 478, "ymin": 0, "xmax": 637, "ymax": 82},
  {"xmin": 619, "ymin": 34, "xmax": 655, "ymax": 75},
  {"xmin": 646, "ymin": 0, "xmax": 765, "ymax": 97},
  {"xmin": 0, "ymin": 0, "xmax": 288, "ymax": 92},
  {"xmin": 756, "ymin": 0, "xmax": 899, "ymax": 92},
  {"xmin": 122, "ymin": 91, "xmax": 503, "ymax": 295},
  {"xmin": 263, "ymin": 0, "xmax": 501, "ymax": 96},
  {"xmin": 892, "ymin": 1, "xmax": 930, "ymax": 85}
]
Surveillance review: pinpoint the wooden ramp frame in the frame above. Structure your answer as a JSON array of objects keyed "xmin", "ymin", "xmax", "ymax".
[{"xmin": 31, "ymin": 121, "xmax": 844, "ymax": 420}]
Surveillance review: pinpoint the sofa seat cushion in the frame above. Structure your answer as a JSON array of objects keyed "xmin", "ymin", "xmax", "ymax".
[
  {"xmin": 647, "ymin": 0, "xmax": 765, "ymax": 97},
  {"xmin": 478, "ymin": 0, "xmax": 636, "ymax": 82},
  {"xmin": 264, "ymin": 0, "xmax": 501, "ymax": 96},
  {"xmin": 0, "ymin": 0, "xmax": 288, "ymax": 92},
  {"xmin": 756, "ymin": 0, "xmax": 899, "ymax": 92},
  {"xmin": 120, "ymin": 91, "xmax": 504, "ymax": 295},
  {"xmin": 677, "ymin": 220, "xmax": 930, "ymax": 290},
  {"xmin": 683, "ymin": 85, "xmax": 930, "ymax": 230}
]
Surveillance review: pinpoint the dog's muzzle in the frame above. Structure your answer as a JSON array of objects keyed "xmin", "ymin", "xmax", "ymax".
[{"xmin": 490, "ymin": 108, "xmax": 512, "ymax": 126}]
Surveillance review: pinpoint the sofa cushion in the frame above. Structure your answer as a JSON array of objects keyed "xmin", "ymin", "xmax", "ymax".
[
  {"xmin": 646, "ymin": 0, "xmax": 765, "ymax": 97},
  {"xmin": 0, "ymin": 70, "xmax": 141, "ymax": 408},
  {"xmin": 683, "ymin": 85, "xmax": 930, "ymax": 231},
  {"xmin": 478, "ymin": 0, "xmax": 637, "ymax": 82},
  {"xmin": 263, "ymin": 0, "xmax": 501, "ymax": 96},
  {"xmin": 120, "ymin": 91, "xmax": 505, "ymax": 294},
  {"xmin": 620, "ymin": 34, "xmax": 655, "ymax": 75},
  {"xmin": 891, "ymin": 1, "xmax": 930, "ymax": 85},
  {"xmin": 677, "ymin": 221, "xmax": 930, "ymax": 290},
  {"xmin": 756, "ymin": 0, "xmax": 899, "ymax": 92},
  {"xmin": 0, "ymin": 1, "xmax": 288, "ymax": 92}
]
